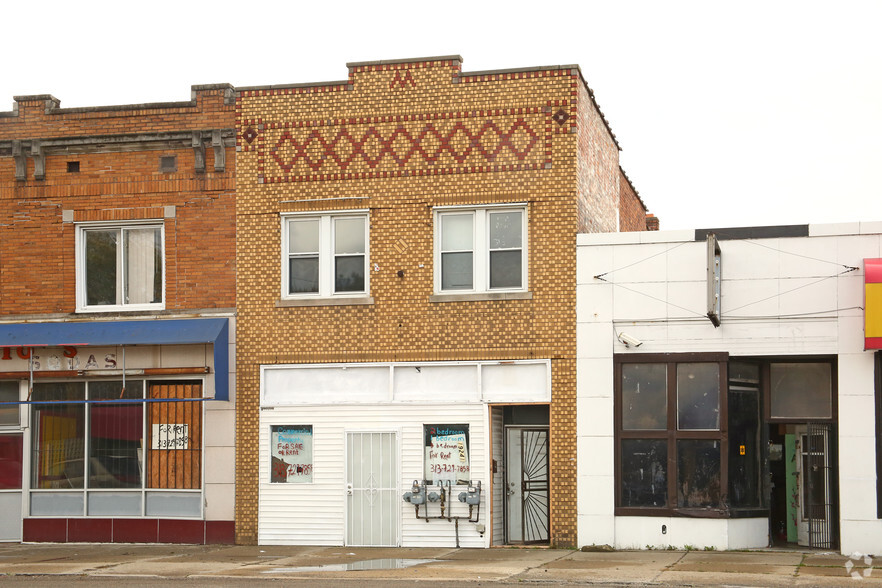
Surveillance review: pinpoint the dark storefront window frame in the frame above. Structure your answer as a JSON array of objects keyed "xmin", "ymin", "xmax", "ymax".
[{"xmin": 615, "ymin": 352, "xmax": 729, "ymax": 517}]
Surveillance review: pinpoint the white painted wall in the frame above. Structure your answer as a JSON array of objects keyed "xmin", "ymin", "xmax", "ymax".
[{"xmin": 577, "ymin": 222, "xmax": 882, "ymax": 553}]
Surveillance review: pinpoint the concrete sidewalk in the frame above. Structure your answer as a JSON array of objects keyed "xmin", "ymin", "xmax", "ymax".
[{"xmin": 0, "ymin": 543, "xmax": 879, "ymax": 585}]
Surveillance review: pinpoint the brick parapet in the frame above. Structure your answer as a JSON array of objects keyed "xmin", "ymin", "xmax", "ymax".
[
  {"xmin": 618, "ymin": 166, "xmax": 649, "ymax": 232},
  {"xmin": 0, "ymin": 85, "xmax": 234, "ymax": 140},
  {"xmin": 575, "ymin": 79, "xmax": 620, "ymax": 234}
]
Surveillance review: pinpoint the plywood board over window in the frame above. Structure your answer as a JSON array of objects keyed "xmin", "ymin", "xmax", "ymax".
[{"xmin": 147, "ymin": 382, "xmax": 202, "ymax": 489}]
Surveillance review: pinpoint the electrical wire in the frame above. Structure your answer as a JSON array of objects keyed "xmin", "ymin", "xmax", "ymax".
[{"xmin": 593, "ymin": 241, "xmax": 690, "ymax": 281}]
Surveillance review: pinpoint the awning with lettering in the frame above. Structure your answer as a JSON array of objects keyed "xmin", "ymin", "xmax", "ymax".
[
  {"xmin": 0, "ymin": 318, "xmax": 230, "ymax": 401},
  {"xmin": 866, "ymin": 259, "xmax": 882, "ymax": 350}
]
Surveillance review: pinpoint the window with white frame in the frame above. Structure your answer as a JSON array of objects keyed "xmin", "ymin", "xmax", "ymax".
[
  {"xmin": 282, "ymin": 212, "xmax": 369, "ymax": 298},
  {"xmin": 76, "ymin": 222, "xmax": 164, "ymax": 312},
  {"xmin": 29, "ymin": 379, "xmax": 204, "ymax": 517},
  {"xmin": 0, "ymin": 381, "xmax": 20, "ymax": 427},
  {"xmin": 435, "ymin": 206, "xmax": 526, "ymax": 293}
]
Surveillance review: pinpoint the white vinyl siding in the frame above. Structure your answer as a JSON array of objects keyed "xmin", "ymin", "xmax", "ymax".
[{"xmin": 258, "ymin": 403, "xmax": 487, "ymax": 547}]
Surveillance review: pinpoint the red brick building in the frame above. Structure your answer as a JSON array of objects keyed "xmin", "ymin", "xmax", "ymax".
[{"xmin": 0, "ymin": 87, "xmax": 236, "ymax": 543}]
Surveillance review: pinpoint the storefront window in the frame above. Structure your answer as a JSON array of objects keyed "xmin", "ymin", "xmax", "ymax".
[
  {"xmin": 677, "ymin": 439, "xmax": 721, "ymax": 507},
  {"xmin": 147, "ymin": 382, "xmax": 202, "ymax": 489},
  {"xmin": 0, "ymin": 381, "xmax": 19, "ymax": 426},
  {"xmin": 677, "ymin": 363, "xmax": 720, "ymax": 430},
  {"xmin": 728, "ymin": 361, "xmax": 761, "ymax": 508},
  {"xmin": 0, "ymin": 435, "xmax": 23, "ymax": 490},
  {"xmin": 616, "ymin": 354, "xmax": 727, "ymax": 515},
  {"xmin": 621, "ymin": 364, "xmax": 666, "ymax": 430},
  {"xmin": 620, "ymin": 439, "xmax": 667, "ymax": 507},
  {"xmin": 89, "ymin": 382, "xmax": 143, "ymax": 489},
  {"xmin": 29, "ymin": 379, "xmax": 203, "ymax": 516},
  {"xmin": 32, "ymin": 382, "xmax": 86, "ymax": 489},
  {"xmin": 770, "ymin": 362, "xmax": 833, "ymax": 419}
]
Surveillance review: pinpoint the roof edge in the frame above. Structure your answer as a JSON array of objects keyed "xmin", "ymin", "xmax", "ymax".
[{"xmin": 346, "ymin": 55, "xmax": 463, "ymax": 68}]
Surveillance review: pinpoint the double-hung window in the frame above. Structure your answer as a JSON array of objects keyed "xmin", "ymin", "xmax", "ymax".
[
  {"xmin": 282, "ymin": 212, "xmax": 369, "ymax": 298},
  {"xmin": 76, "ymin": 222, "xmax": 164, "ymax": 312},
  {"xmin": 435, "ymin": 206, "xmax": 527, "ymax": 294}
]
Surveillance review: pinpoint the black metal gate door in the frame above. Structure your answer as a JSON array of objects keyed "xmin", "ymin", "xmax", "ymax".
[{"xmin": 804, "ymin": 422, "xmax": 836, "ymax": 549}]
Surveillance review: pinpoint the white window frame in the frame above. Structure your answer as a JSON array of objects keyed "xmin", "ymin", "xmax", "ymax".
[
  {"xmin": 281, "ymin": 210, "xmax": 370, "ymax": 299},
  {"xmin": 27, "ymin": 377, "xmax": 206, "ymax": 519},
  {"xmin": 0, "ymin": 380, "xmax": 24, "ymax": 430},
  {"xmin": 433, "ymin": 204, "xmax": 528, "ymax": 294},
  {"xmin": 75, "ymin": 220, "xmax": 165, "ymax": 313}
]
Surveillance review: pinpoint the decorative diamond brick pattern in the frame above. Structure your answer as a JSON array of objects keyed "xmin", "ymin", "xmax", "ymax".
[
  {"xmin": 553, "ymin": 109, "xmax": 570, "ymax": 126},
  {"xmin": 255, "ymin": 113, "xmax": 547, "ymax": 182}
]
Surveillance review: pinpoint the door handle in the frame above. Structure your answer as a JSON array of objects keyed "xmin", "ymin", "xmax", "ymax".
[{"xmin": 346, "ymin": 483, "xmax": 353, "ymax": 496}]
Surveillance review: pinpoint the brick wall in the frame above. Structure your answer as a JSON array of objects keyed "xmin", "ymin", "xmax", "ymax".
[
  {"xmin": 235, "ymin": 57, "xmax": 633, "ymax": 547},
  {"xmin": 0, "ymin": 87, "xmax": 236, "ymax": 315},
  {"xmin": 575, "ymin": 80, "xmax": 620, "ymax": 234},
  {"xmin": 618, "ymin": 167, "xmax": 649, "ymax": 232}
]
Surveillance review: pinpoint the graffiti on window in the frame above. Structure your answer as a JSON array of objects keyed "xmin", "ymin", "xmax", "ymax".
[{"xmin": 271, "ymin": 425, "xmax": 313, "ymax": 483}]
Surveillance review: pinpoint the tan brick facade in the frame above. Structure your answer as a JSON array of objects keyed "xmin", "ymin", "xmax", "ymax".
[
  {"xmin": 235, "ymin": 57, "xmax": 645, "ymax": 547},
  {"xmin": 0, "ymin": 88, "xmax": 237, "ymax": 315}
]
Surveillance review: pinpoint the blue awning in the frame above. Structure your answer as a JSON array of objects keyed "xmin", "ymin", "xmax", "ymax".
[{"xmin": 0, "ymin": 318, "xmax": 230, "ymax": 401}]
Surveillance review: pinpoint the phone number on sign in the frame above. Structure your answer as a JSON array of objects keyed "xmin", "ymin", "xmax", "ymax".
[{"xmin": 430, "ymin": 463, "xmax": 470, "ymax": 474}]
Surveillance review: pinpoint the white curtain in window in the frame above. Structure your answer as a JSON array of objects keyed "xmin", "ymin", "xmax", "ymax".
[{"xmin": 125, "ymin": 228, "xmax": 157, "ymax": 304}]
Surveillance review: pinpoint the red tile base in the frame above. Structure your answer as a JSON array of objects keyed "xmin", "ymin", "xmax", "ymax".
[
  {"xmin": 22, "ymin": 518, "xmax": 234, "ymax": 544},
  {"xmin": 22, "ymin": 518, "xmax": 67, "ymax": 543},
  {"xmin": 113, "ymin": 518, "xmax": 158, "ymax": 543},
  {"xmin": 69, "ymin": 518, "xmax": 112, "ymax": 542}
]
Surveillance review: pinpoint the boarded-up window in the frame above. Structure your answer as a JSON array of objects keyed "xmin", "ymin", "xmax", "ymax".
[{"xmin": 147, "ymin": 382, "xmax": 201, "ymax": 489}]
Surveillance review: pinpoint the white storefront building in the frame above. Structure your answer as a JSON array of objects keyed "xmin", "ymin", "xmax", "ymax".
[
  {"xmin": 258, "ymin": 360, "xmax": 551, "ymax": 547},
  {"xmin": 577, "ymin": 222, "xmax": 882, "ymax": 555}
]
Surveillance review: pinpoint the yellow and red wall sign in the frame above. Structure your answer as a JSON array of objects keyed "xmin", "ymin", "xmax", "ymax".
[{"xmin": 866, "ymin": 259, "xmax": 882, "ymax": 349}]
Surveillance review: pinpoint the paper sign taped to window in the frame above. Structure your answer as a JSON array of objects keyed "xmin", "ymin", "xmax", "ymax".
[
  {"xmin": 424, "ymin": 424, "xmax": 470, "ymax": 484},
  {"xmin": 151, "ymin": 423, "xmax": 189, "ymax": 450}
]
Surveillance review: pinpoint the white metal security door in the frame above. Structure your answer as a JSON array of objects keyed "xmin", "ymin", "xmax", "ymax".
[
  {"xmin": 346, "ymin": 431, "xmax": 398, "ymax": 546},
  {"xmin": 505, "ymin": 427, "xmax": 549, "ymax": 544}
]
